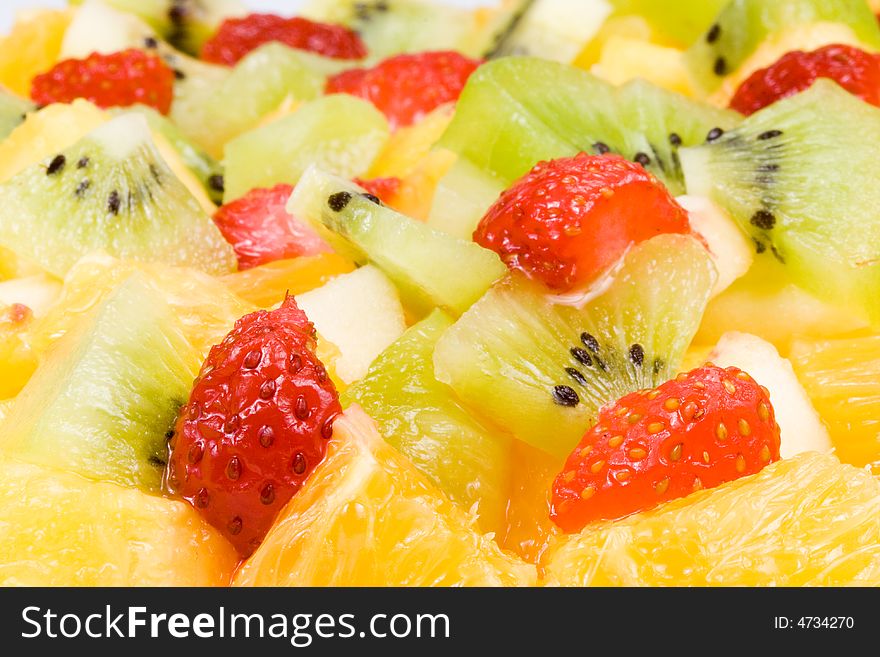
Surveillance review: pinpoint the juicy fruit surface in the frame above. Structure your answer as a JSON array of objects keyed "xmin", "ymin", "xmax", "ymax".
[
  {"xmin": 31, "ymin": 49, "xmax": 175, "ymax": 114},
  {"xmin": 551, "ymin": 365, "xmax": 780, "ymax": 533},
  {"xmin": 544, "ymin": 452, "xmax": 880, "ymax": 586},
  {"xmin": 0, "ymin": 8, "xmax": 70, "ymax": 97},
  {"xmin": 434, "ymin": 234, "xmax": 717, "ymax": 459},
  {"xmin": 474, "ymin": 153, "xmax": 691, "ymax": 292},
  {"xmin": 233, "ymin": 407, "xmax": 535, "ymax": 586},
  {"xmin": 681, "ymin": 81, "xmax": 880, "ymax": 322},
  {"xmin": 0, "ymin": 460, "xmax": 237, "ymax": 586},
  {"xmin": 202, "ymin": 13, "xmax": 367, "ymax": 65},
  {"xmin": 326, "ymin": 51, "xmax": 481, "ymax": 129},
  {"xmin": 167, "ymin": 297, "xmax": 341, "ymax": 556},
  {"xmin": 343, "ymin": 310, "xmax": 511, "ymax": 534},
  {"xmin": 289, "ymin": 167, "xmax": 506, "ymax": 317},
  {"xmin": 1, "ymin": 274, "xmax": 200, "ymax": 491},
  {"xmin": 0, "ymin": 113, "xmax": 237, "ymax": 277},
  {"xmin": 212, "ymin": 183, "xmax": 329, "ymax": 269},
  {"xmin": 790, "ymin": 333, "xmax": 880, "ymax": 471},
  {"xmin": 730, "ymin": 44, "xmax": 880, "ymax": 115}
]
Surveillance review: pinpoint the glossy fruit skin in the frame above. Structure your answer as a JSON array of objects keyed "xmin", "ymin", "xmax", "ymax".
[
  {"xmin": 201, "ymin": 14, "xmax": 367, "ymax": 65},
  {"xmin": 551, "ymin": 364, "xmax": 780, "ymax": 533},
  {"xmin": 30, "ymin": 49, "xmax": 175, "ymax": 114},
  {"xmin": 166, "ymin": 296, "xmax": 341, "ymax": 556},
  {"xmin": 473, "ymin": 153, "xmax": 691, "ymax": 292},
  {"xmin": 353, "ymin": 176, "xmax": 401, "ymax": 206},
  {"xmin": 730, "ymin": 44, "xmax": 880, "ymax": 116},
  {"xmin": 212, "ymin": 184, "xmax": 329, "ymax": 270},
  {"xmin": 326, "ymin": 51, "xmax": 481, "ymax": 129}
]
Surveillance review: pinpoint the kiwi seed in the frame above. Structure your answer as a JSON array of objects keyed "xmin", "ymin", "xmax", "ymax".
[
  {"xmin": 750, "ymin": 209, "xmax": 776, "ymax": 230},
  {"xmin": 634, "ymin": 152, "xmax": 651, "ymax": 167},
  {"xmin": 629, "ymin": 343, "xmax": 645, "ymax": 367},
  {"xmin": 107, "ymin": 190, "xmax": 121, "ymax": 215},
  {"xmin": 362, "ymin": 192, "xmax": 381, "ymax": 205},
  {"xmin": 668, "ymin": 133, "xmax": 682, "ymax": 147},
  {"xmin": 758, "ymin": 129, "xmax": 783, "ymax": 141},
  {"xmin": 46, "ymin": 154, "xmax": 66, "ymax": 176},
  {"xmin": 552, "ymin": 385, "xmax": 580, "ymax": 407},
  {"xmin": 713, "ymin": 57, "xmax": 727, "ymax": 76},
  {"xmin": 706, "ymin": 127, "xmax": 724, "ymax": 142},
  {"xmin": 593, "ymin": 141, "xmax": 610, "ymax": 155},
  {"xmin": 328, "ymin": 191, "xmax": 352, "ymax": 212},
  {"xmin": 706, "ymin": 24, "xmax": 721, "ymax": 44}
]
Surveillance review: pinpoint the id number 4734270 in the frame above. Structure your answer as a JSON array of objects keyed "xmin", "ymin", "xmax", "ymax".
[{"xmin": 774, "ymin": 617, "xmax": 854, "ymax": 630}]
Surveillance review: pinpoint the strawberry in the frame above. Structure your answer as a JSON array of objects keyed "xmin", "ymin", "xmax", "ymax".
[
  {"xmin": 729, "ymin": 44, "xmax": 880, "ymax": 116},
  {"xmin": 30, "ymin": 49, "xmax": 175, "ymax": 115},
  {"xmin": 166, "ymin": 296, "xmax": 341, "ymax": 555},
  {"xmin": 473, "ymin": 153, "xmax": 691, "ymax": 293},
  {"xmin": 551, "ymin": 364, "xmax": 781, "ymax": 533},
  {"xmin": 201, "ymin": 14, "xmax": 367, "ymax": 66},
  {"xmin": 212, "ymin": 184, "xmax": 330, "ymax": 270},
  {"xmin": 326, "ymin": 51, "xmax": 481, "ymax": 129},
  {"xmin": 353, "ymin": 176, "xmax": 402, "ymax": 206}
]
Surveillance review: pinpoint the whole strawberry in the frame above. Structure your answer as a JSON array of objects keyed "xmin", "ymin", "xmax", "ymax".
[
  {"xmin": 730, "ymin": 44, "xmax": 880, "ymax": 115},
  {"xmin": 201, "ymin": 14, "xmax": 367, "ymax": 65},
  {"xmin": 212, "ymin": 184, "xmax": 330, "ymax": 270},
  {"xmin": 30, "ymin": 49, "xmax": 175, "ymax": 114},
  {"xmin": 326, "ymin": 51, "xmax": 481, "ymax": 128},
  {"xmin": 474, "ymin": 153, "xmax": 691, "ymax": 293},
  {"xmin": 166, "ymin": 296, "xmax": 341, "ymax": 555},
  {"xmin": 551, "ymin": 364, "xmax": 781, "ymax": 533}
]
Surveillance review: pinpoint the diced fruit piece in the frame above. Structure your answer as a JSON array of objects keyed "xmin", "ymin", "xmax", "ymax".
[
  {"xmin": 297, "ymin": 266, "xmax": 406, "ymax": 384},
  {"xmin": 202, "ymin": 13, "xmax": 367, "ymax": 65},
  {"xmin": 71, "ymin": 0, "xmax": 246, "ymax": 55},
  {"xmin": 302, "ymin": 0, "xmax": 527, "ymax": 59},
  {"xmin": 0, "ymin": 99, "xmax": 106, "ymax": 183},
  {"xmin": 174, "ymin": 43, "xmax": 331, "ymax": 158},
  {"xmin": 326, "ymin": 51, "xmax": 480, "ymax": 129},
  {"xmin": 220, "ymin": 254, "xmax": 355, "ymax": 308},
  {"xmin": 233, "ymin": 407, "xmax": 535, "ymax": 586},
  {"xmin": 29, "ymin": 255, "xmax": 253, "ymax": 362},
  {"xmin": 118, "ymin": 104, "xmax": 225, "ymax": 203},
  {"xmin": 501, "ymin": 440, "xmax": 561, "ymax": 563},
  {"xmin": 474, "ymin": 153, "xmax": 691, "ymax": 293},
  {"xmin": 431, "ymin": 57, "xmax": 739, "ymax": 237},
  {"xmin": 0, "ymin": 460, "xmax": 237, "ymax": 586},
  {"xmin": 30, "ymin": 48, "xmax": 175, "ymax": 114},
  {"xmin": 677, "ymin": 195, "xmax": 753, "ymax": 297},
  {"xmin": 551, "ymin": 364, "xmax": 780, "ymax": 532},
  {"xmin": 543, "ymin": 452, "xmax": 880, "ymax": 585},
  {"xmin": 707, "ymin": 332, "xmax": 830, "ymax": 458},
  {"xmin": 490, "ymin": 0, "xmax": 611, "ymax": 63},
  {"xmin": 790, "ymin": 332, "xmax": 880, "ymax": 471},
  {"xmin": 695, "ymin": 255, "xmax": 869, "ymax": 351},
  {"xmin": 343, "ymin": 310, "xmax": 512, "ymax": 533},
  {"xmin": 367, "ymin": 103, "xmax": 454, "ymax": 178},
  {"xmin": 609, "ymin": 0, "xmax": 727, "ymax": 47},
  {"xmin": 167, "ymin": 297, "xmax": 341, "ymax": 556},
  {"xmin": 0, "ymin": 90, "xmax": 33, "ymax": 142},
  {"xmin": 685, "ymin": 0, "xmax": 880, "ymax": 97},
  {"xmin": 0, "ymin": 113, "xmax": 236, "ymax": 277},
  {"xmin": 592, "ymin": 36, "xmax": 695, "ymax": 97},
  {"xmin": 289, "ymin": 167, "xmax": 506, "ymax": 317},
  {"xmin": 0, "ymin": 303, "xmax": 37, "ymax": 399},
  {"xmin": 434, "ymin": 234, "xmax": 717, "ymax": 459},
  {"xmin": 730, "ymin": 44, "xmax": 880, "ymax": 116},
  {"xmin": 223, "ymin": 94, "xmax": 389, "ymax": 200},
  {"xmin": 212, "ymin": 183, "xmax": 329, "ymax": 270},
  {"xmin": 681, "ymin": 80, "xmax": 880, "ymax": 324},
  {"xmin": 1, "ymin": 273, "xmax": 200, "ymax": 491},
  {"xmin": 0, "ymin": 8, "xmax": 71, "ymax": 97}
]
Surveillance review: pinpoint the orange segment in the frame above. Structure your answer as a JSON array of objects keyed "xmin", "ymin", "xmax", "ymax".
[
  {"xmin": 0, "ymin": 459, "xmax": 237, "ymax": 586},
  {"xmin": 221, "ymin": 253, "xmax": 354, "ymax": 308},
  {"xmin": 543, "ymin": 452, "xmax": 880, "ymax": 586},
  {"xmin": 234, "ymin": 407, "xmax": 536, "ymax": 586},
  {"xmin": 501, "ymin": 440, "xmax": 562, "ymax": 565},
  {"xmin": 0, "ymin": 9, "xmax": 71, "ymax": 98},
  {"xmin": 0, "ymin": 303, "xmax": 36, "ymax": 399}
]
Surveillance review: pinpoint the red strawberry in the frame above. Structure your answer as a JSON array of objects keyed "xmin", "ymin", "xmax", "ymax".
[
  {"xmin": 326, "ymin": 51, "xmax": 481, "ymax": 128},
  {"xmin": 212, "ymin": 184, "xmax": 330, "ymax": 270},
  {"xmin": 353, "ymin": 176, "xmax": 402, "ymax": 206},
  {"xmin": 473, "ymin": 153, "xmax": 691, "ymax": 293},
  {"xmin": 551, "ymin": 364, "xmax": 781, "ymax": 533},
  {"xmin": 166, "ymin": 296, "xmax": 341, "ymax": 556},
  {"xmin": 729, "ymin": 44, "xmax": 880, "ymax": 116},
  {"xmin": 30, "ymin": 49, "xmax": 175, "ymax": 114},
  {"xmin": 201, "ymin": 14, "xmax": 367, "ymax": 65}
]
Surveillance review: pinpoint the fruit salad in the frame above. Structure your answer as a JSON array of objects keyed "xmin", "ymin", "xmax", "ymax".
[{"xmin": 0, "ymin": 0, "xmax": 879, "ymax": 587}]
